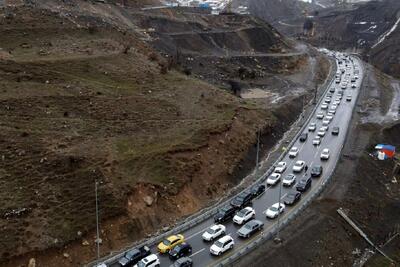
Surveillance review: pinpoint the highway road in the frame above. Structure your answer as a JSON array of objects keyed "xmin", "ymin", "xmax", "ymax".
[{"xmin": 103, "ymin": 53, "xmax": 363, "ymax": 267}]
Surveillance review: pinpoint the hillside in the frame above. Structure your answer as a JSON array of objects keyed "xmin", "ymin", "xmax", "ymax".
[
  {"xmin": 0, "ymin": 1, "xmax": 330, "ymax": 266},
  {"xmin": 271, "ymin": 0, "xmax": 400, "ymax": 78}
]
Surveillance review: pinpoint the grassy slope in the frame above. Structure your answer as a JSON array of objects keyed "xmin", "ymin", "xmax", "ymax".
[{"xmin": 0, "ymin": 6, "xmax": 271, "ymax": 260}]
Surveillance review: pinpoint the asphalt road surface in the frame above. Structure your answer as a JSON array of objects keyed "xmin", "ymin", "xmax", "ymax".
[{"xmin": 107, "ymin": 54, "xmax": 363, "ymax": 267}]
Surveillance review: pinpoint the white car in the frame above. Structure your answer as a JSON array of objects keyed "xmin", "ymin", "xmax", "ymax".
[
  {"xmin": 210, "ymin": 235, "xmax": 234, "ymax": 256},
  {"xmin": 321, "ymin": 103, "xmax": 328, "ymax": 110},
  {"xmin": 265, "ymin": 203, "xmax": 285, "ymax": 219},
  {"xmin": 351, "ymin": 83, "xmax": 356, "ymax": 88},
  {"xmin": 274, "ymin": 161, "xmax": 287, "ymax": 173},
  {"xmin": 317, "ymin": 128, "xmax": 326, "ymax": 137},
  {"xmin": 288, "ymin": 147, "xmax": 299, "ymax": 158},
  {"xmin": 321, "ymin": 126, "xmax": 329, "ymax": 131},
  {"xmin": 329, "ymin": 108, "xmax": 336, "ymax": 114},
  {"xmin": 335, "ymin": 97, "xmax": 341, "ymax": 102},
  {"xmin": 282, "ymin": 174, "xmax": 296, "ymax": 186},
  {"xmin": 327, "ymin": 111, "xmax": 335, "ymax": 117},
  {"xmin": 334, "ymin": 100, "xmax": 340, "ymax": 106},
  {"xmin": 202, "ymin": 224, "xmax": 226, "ymax": 241},
  {"xmin": 346, "ymin": 95, "xmax": 352, "ymax": 101},
  {"xmin": 316, "ymin": 112, "xmax": 324, "ymax": 119},
  {"xmin": 233, "ymin": 207, "xmax": 255, "ymax": 225},
  {"xmin": 320, "ymin": 148, "xmax": 330, "ymax": 160},
  {"xmin": 341, "ymin": 83, "xmax": 347, "ymax": 89},
  {"xmin": 267, "ymin": 173, "xmax": 281, "ymax": 185},
  {"xmin": 308, "ymin": 122, "xmax": 317, "ymax": 132},
  {"xmin": 322, "ymin": 119, "xmax": 330, "ymax": 126},
  {"xmin": 330, "ymin": 104, "xmax": 337, "ymax": 110},
  {"xmin": 133, "ymin": 254, "xmax": 160, "ymax": 267},
  {"xmin": 324, "ymin": 97, "xmax": 331, "ymax": 104},
  {"xmin": 326, "ymin": 115, "xmax": 334, "ymax": 121},
  {"xmin": 312, "ymin": 136, "xmax": 321, "ymax": 146},
  {"xmin": 293, "ymin": 160, "xmax": 305, "ymax": 172}
]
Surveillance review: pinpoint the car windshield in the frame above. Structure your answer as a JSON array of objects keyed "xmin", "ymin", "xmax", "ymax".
[
  {"xmin": 137, "ymin": 261, "xmax": 146, "ymax": 267},
  {"xmin": 300, "ymin": 179, "xmax": 308, "ymax": 184},
  {"xmin": 290, "ymin": 148, "xmax": 297, "ymax": 152},
  {"xmin": 312, "ymin": 167, "xmax": 319, "ymax": 172},
  {"xmin": 284, "ymin": 175, "xmax": 293, "ymax": 180},
  {"xmin": 270, "ymin": 206, "xmax": 279, "ymax": 212},
  {"xmin": 287, "ymin": 193, "xmax": 296, "ymax": 199},
  {"xmin": 206, "ymin": 228, "xmax": 216, "ymax": 234},
  {"xmin": 237, "ymin": 209, "xmax": 247, "ymax": 217},
  {"xmin": 162, "ymin": 239, "xmax": 171, "ymax": 246},
  {"xmin": 295, "ymin": 162, "xmax": 302, "ymax": 167},
  {"xmin": 171, "ymin": 246, "xmax": 180, "ymax": 254},
  {"xmin": 244, "ymin": 223, "xmax": 253, "ymax": 229},
  {"xmin": 215, "ymin": 241, "xmax": 223, "ymax": 248},
  {"xmin": 235, "ymin": 196, "xmax": 244, "ymax": 202},
  {"xmin": 126, "ymin": 250, "xmax": 138, "ymax": 258}
]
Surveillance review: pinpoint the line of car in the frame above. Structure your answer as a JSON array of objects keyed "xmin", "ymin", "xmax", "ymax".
[{"xmin": 101, "ymin": 54, "xmax": 359, "ymax": 267}]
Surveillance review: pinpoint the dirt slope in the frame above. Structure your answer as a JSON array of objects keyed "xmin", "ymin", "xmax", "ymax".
[{"xmin": 0, "ymin": 2, "xmax": 330, "ymax": 266}]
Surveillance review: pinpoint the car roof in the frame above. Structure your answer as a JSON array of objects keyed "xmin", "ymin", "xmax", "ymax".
[
  {"xmin": 323, "ymin": 148, "xmax": 329, "ymax": 152},
  {"xmin": 167, "ymin": 235, "xmax": 180, "ymax": 241},
  {"xmin": 246, "ymin": 219, "xmax": 261, "ymax": 226},
  {"xmin": 176, "ymin": 257, "xmax": 192, "ymax": 263},
  {"xmin": 271, "ymin": 202, "xmax": 281, "ymax": 208},
  {"xmin": 210, "ymin": 224, "xmax": 222, "ymax": 230},
  {"xmin": 143, "ymin": 254, "xmax": 157, "ymax": 262},
  {"xmin": 218, "ymin": 235, "xmax": 232, "ymax": 242}
]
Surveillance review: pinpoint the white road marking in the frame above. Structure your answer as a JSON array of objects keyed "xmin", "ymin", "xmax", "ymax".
[
  {"xmin": 314, "ymin": 149, "xmax": 320, "ymax": 159},
  {"xmin": 280, "ymin": 193, "xmax": 288, "ymax": 200},
  {"xmin": 191, "ymin": 248, "xmax": 205, "ymax": 257}
]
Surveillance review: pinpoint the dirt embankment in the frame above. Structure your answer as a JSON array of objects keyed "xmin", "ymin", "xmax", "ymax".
[
  {"xmin": 0, "ymin": 2, "xmax": 330, "ymax": 267},
  {"xmin": 235, "ymin": 63, "xmax": 400, "ymax": 267}
]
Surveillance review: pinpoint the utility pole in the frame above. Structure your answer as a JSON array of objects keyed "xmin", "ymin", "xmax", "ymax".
[
  {"xmin": 256, "ymin": 130, "xmax": 260, "ymax": 175},
  {"xmin": 275, "ymin": 180, "xmax": 283, "ymax": 242},
  {"xmin": 95, "ymin": 180, "xmax": 100, "ymax": 260},
  {"xmin": 313, "ymin": 85, "xmax": 318, "ymax": 105}
]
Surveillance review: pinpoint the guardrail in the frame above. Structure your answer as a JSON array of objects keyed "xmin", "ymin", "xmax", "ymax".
[
  {"xmin": 216, "ymin": 55, "xmax": 364, "ymax": 267},
  {"xmin": 88, "ymin": 54, "xmax": 337, "ymax": 267}
]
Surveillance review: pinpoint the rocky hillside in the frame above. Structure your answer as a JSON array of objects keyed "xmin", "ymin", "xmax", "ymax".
[
  {"xmin": 0, "ymin": 1, "xmax": 330, "ymax": 266},
  {"xmin": 265, "ymin": 0, "xmax": 400, "ymax": 78}
]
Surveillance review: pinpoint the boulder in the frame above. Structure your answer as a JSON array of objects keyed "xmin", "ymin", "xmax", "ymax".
[{"xmin": 143, "ymin": 195, "xmax": 154, "ymax": 206}]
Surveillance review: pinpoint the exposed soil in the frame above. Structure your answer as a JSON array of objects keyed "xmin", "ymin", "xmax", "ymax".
[
  {"xmin": 0, "ymin": 1, "xmax": 331, "ymax": 267},
  {"xmin": 235, "ymin": 63, "xmax": 400, "ymax": 267}
]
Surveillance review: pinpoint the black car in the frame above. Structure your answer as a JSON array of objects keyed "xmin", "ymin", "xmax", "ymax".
[
  {"xmin": 169, "ymin": 243, "xmax": 192, "ymax": 260},
  {"xmin": 250, "ymin": 184, "xmax": 265, "ymax": 198},
  {"xmin": 169, "ymin": 257, "xmax": 193, "ymax": 267},
  {"xmin": 296, "ymin": 176, "xmax": 312, "ymax": 192},
  {"xmin": 299, "ymin": 133, "xmax": 308, "ymax": 142},
  {"xmin": 283, "ymin": 191, "xmax": 301, "ymax": 206},
  {"xmin": 310, "ymin": 165, "xmax": 323, "ymax": 177},
  {"xmin": 230, "ymin": 191, "xmax": 253, "ymax": 209},
  {"xmin": 332, "ymin": 127, "xmax": 340, "ymax": 135},
  {"xmin": 214, "ymin": 205, "xmax": 236, "ymax": 223},
  {"xmin": 118, "ymin": 246, "xmax": 151, "ymax": 266}
]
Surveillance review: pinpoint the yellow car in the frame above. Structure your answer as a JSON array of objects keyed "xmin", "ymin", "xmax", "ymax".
[{"xmin": 157, "ymin": 234, "xmax": 185, "ymax": 253}]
